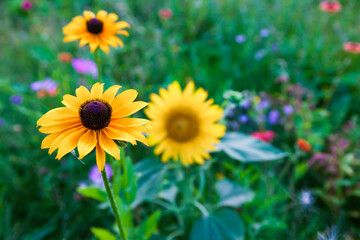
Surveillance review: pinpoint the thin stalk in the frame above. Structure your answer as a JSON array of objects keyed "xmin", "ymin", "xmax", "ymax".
[
  {"xmin": 101, "ymin": 166, "xmax": 127, "ymax": 240},
  {"xmin": 94, "ymin": 49, "xmax": 102, "ymax": 83}
]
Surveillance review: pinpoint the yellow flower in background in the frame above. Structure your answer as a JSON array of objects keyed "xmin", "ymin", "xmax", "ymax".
[
  {"xmin": 63, "ymin": 10, "xmax": 130, "ymax": 53},
  {"xmin": 37, "ymin": 83, "xmax": 148, "ymax": 171},
  {"xmin": 145, "ymin": 81, "xmax": 226, "ymax": 165}
]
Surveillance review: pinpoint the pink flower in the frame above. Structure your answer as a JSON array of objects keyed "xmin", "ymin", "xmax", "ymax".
[
  {"xmin": 343, "ymin": 42, "xmax": 360, "ymax": 54},
  {"xmin": 21, "ymin": 1, "xmax": 33, "ymax": 11},
  {"xmin": 320, "ymin": 1, "xmax": 341, "ymax": 13},
  {"xmin": 251, "ymin": 131, "xmax": 275, "ymax": 142},
  {"xmin": 158, "ymin": 9, "xmax": 173, "ymax": 19}
]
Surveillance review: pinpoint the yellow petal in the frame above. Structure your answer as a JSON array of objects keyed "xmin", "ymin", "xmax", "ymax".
[
  {"xmin": 76, "ymin": 86, "xmax": 92, "ymax": 102},
  {"xmin": 111, "ymin": 89, "xmax": 138, "ymax": 111},
  {"xmin": 103, "ymin": 126, "xmax": 137, "ymax": 145},
  {"xmin": 96, "ymin": 141, "xmax": 106, "ymax": 171},
  {"xmin": 99, "ymin": 130, "xmax": 120, "ymax": 160},
  {"xmin": 56, "ymin": 127, "xmax": 87, "ymax": 160},
  {"xmin": 110, "ymin": 118, "xmax": 149, "ymax": 127},
  {"xmin": 91, "ymin": 82, "xmax": 104, "ymax": 99},
  {"xmin": 107, "ymin": 13, "xmax": 118, "ymax": 22},
  {"xmin": 96, "ymin": 10, "xmax": 108, "ymax": 21},
  {"xmin": 41, "ymin": 131, "xmax": 64, "ymax": 149},
  {"xmin": 112, "ymin": 101, "xmax": 148, "ymax": 118},
  {"xmin": 62, "ymin": 94, "xmax": 81, "ymax": 112},
  {"xmin": 78, "ymin": 130, "xmax": 97, "ymax": 159},
  {"xmin": 39, "ymin": 120, "xmax": 82, "ymax": 134},
  {"xmin": 102, "ymin": 85, "xmax": 122, "ymax": 104},
  {"xmin": 83, "ymin": 10, "xmax": 95, "ymax": 20}
]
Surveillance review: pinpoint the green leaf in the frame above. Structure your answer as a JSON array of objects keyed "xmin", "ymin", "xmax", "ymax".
[
  {"xmin": 91, "ymin": 227, "xmax": 116, "ymax": 240},
  {"xmin": 216, "ymin": 179, "xmax": 254, "ymax": 208},
  {"xmin": 132, "ymin": 159, "xmax": 166, "ymax": 208},
  {"xmin": 217, "ymin": 132, "xmax": 287, "ymax": 162},
  {"xmin": 138, "ymin": 210, "xmax": 162, "ymax": 239},
  {"xmin": 77, "ymin": 187, "xmax": 108, "ymax": 202},
  {"xmin": 190, "ymin": 209, "xmax": 245, "ymax": 240}
]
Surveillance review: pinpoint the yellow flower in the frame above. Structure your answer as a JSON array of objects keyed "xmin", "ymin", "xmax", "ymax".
[
  {"xmin": 145, "ymin": 81, "xmax": 226, "ymax": 165},
  {"xmin": 37, "ymin": 83, "xmax": 148, "ymax": 171},
  {"xmin": 63, "ymin": 10, "xmax": 130, "ymax": 53}
]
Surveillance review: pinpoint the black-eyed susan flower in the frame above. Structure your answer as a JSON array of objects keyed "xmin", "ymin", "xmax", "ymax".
[
  {"xmin": 63, "ymin": 10, "xmax": 130, "ymax": 53},
  {"xmin": 145, "ymin": 81, "xmax": 226, "ymax": 165},
  {"xmin": 37, "ymin": 83, "xmax": 148, "ymax": 171}
]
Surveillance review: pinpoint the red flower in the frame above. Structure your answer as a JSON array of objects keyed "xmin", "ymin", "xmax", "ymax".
[
  {"xmin": 21, "ymin": 1, "xmax": 33, "ymax": 11},
  {"xmin": 251, "ymin": 131, "xmax": 275, "ymax": 142},
  {"xmin": 158, "ymin": 9, "xmax": 173, "ymax": 19},
  {"xmin": 320, "ymin": 1, "xmax": 341, "ymax": 13},
  {"xmin": 57, "ymin": 52, "xmax": 73, "ymax": 62},
  {"xmin": 343, "ymin": 42, "xmax": 360, "ymax": 54},
  {"xmin": 297, "ymin": 139, "xmax": 312, "ymax": 152}
]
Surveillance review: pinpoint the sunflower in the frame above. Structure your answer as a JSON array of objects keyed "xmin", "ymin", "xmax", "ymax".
[
  {"xmin": 37, "ymin": 83, "xmax": 148, "ymax": 171},
  {"xmin": 145, "ymin": 81, "xmax": 226, "ymax": 165},
  {"xmin": 63, "ymin": 10, "xmax": 130, "ymax": 53}
]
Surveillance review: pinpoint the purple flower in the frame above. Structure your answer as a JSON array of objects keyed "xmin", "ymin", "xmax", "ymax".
[
  {"xmin": 271, "ymin": 43, "xmax": 279, "ymax": 52},
  {"xmin": 257, "ymin": 99, "xmax": 270, "ymax": 110},
  {"xmin": 257, "ymin": 114, "xmax": 266, "ymax": 123},
  {"xmin": 0, "ymin": 118, "xmax": 3, "ymax": 126},
  {"xmin": 260, "ymin": 28, "xmax": 270, "ymax": 38},
  {"xmin": 255, "ymin": 49, "xmax": 267, "ymax": 60},
  {"xmin": 235, "ymin": 34, "xmax": 246, "ymax": 44},
  {"xmin": 228, "ymin": 121, "xmax": 239, "ymax": 131},
  {"xmin": 72, "ymin": 58, "xmax": 98, "ymax": 79},
  {"xmin": 283, "ymin": 105, "xmax": 294, "ymax": 115},
  {"xmin": 268, "ymin": 110, "xmax": 280, "ymax": 125},
  {"xmin": 10, "ymin": 95, "xmax": 23, "ymax": 104},
  {"xmin": 239, "ymin": 114, "xmax": 249, "ymax": 123},
  {"xmin": 89, "ymin": 163, "xmax": 113, "ymax": 186},
  {"xmin": 299, "ymin": 190, "xmax": 314, "ymax": 207},
  {"xmin": 31, "ymin": 78, "xmax": 58, "ymax": 91},
  {"xmin": 241, "ymin": 99, "xmax": 251, "ymax": 109}
]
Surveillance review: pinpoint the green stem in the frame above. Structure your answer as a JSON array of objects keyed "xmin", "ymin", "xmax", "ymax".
[
  {"xmin": 101, "ymin": 167, "xmax": 127, "ymax": 240},
  {"xmin": 94, "ymin": 49, "xmax": 102, "ymax": 83}
]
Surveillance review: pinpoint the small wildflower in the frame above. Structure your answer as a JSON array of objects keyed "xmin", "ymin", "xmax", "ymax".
[
  {"xmin": 320, "ymin": 1, "xmax": 341, "ymax": 13},
  {"xmin": 58, "ymin": 52, "xmax": 73, "ymax": 62},
  {"xmin": 239, "ymin": 114, "xmax": 249, "ymax": 123},
  {"xmin": 253, "ymin": 96, "xmax": 261, "ymax": 104},
  {"xmin": 235, "ymin": 34, "xmax": 246, "ymax": 44},
  {"xmin": 228, "ymin": 120, "xmax": 240, "ymax": 131},
  {"xmin": 317, "ymin": 226, "xmax": 339, "ymax": 240},
  {"xmin": 215, "ymin": 173, "xmax": 225, "ymax": 180},
  {"xmin": 275, "ymin": 74, "xmax": 289, "ymax": 83},
  {"xmin": 251, "ymin": 131, "xmax": 275, "ymax": 142},
  {"xmin": 13, "ymin": 124, "xmax": 22, "ymax": 132},
  {"xmin": 271, "ymin": 43, "xmax": 279, "ymax": 52},
  {"xmin": 268, "ymin": 110, "xmax": 280, "ymax": 125},
  {"xmin": 260, "ymin": 28, "xmax": 270, "ymax": 38},
  {"xmin": 72, "ymin": 58, "xmax": 98, "ymax": 79},
  {"xmin": 10, "ymin": 95, "xmax": 23, "ymax": 104},
  {"xmin": 241, "ymin": 99, "xmax": 251, "ymax": 109},
  {"xmin": 171, "ymin": 45, "xmax": 180, "ymax": 53},
  {"xmin": 343, "ymin": 42, "xmax": 360, "ymax": 54},
  {"xmin": 89, "ymin": 164, "xmax": 113, "ymax": 186},
  {"xmin": 299, "ymin": 190, "xmax": 315, "ymax": 208},
  {"xmin": 21, "ymin": 1, "xmax": 33, "ymax": 11},
  {"xmin": 297, "ymin": 139, "xmax": 312, "ymax": 152},
  {"xmin": 255, "ymin": 49, "xmax": 267, "ymax": 60},
  {"xmin": 31, "ymin": 78, "xmax": 58, "ymax": 98},
  {"xmin": 283, "ymin": 105, "xmax": 294, "ymax": 115},
  {"xmin": 257, "ymin": 99, "xmax": 270, "ymax": 110},
  {"xmin": 158, "ymin": 9, "xmax": 173, "ymax": 19}
]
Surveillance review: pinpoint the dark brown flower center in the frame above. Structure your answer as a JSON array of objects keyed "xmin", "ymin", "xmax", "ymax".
[
  {"xmin": 165, "ymin": 109, "xmax": 199, "ymax": 142},
  {"xmin": 80, "ymin": 100, "xmax": 111, "ymax": 130},
  {"xmin": 86, "ymin": 18, "xmax": 103, "ymax": 34}
]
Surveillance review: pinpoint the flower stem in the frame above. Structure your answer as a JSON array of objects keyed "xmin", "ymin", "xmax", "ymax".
[
  {"xmin": 94, "ymin": 49, "xmax": 102, "ymax": 83},
  {"xmin": 101, "ymin": 167, "xmax": 127, "ymax": 240}
]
